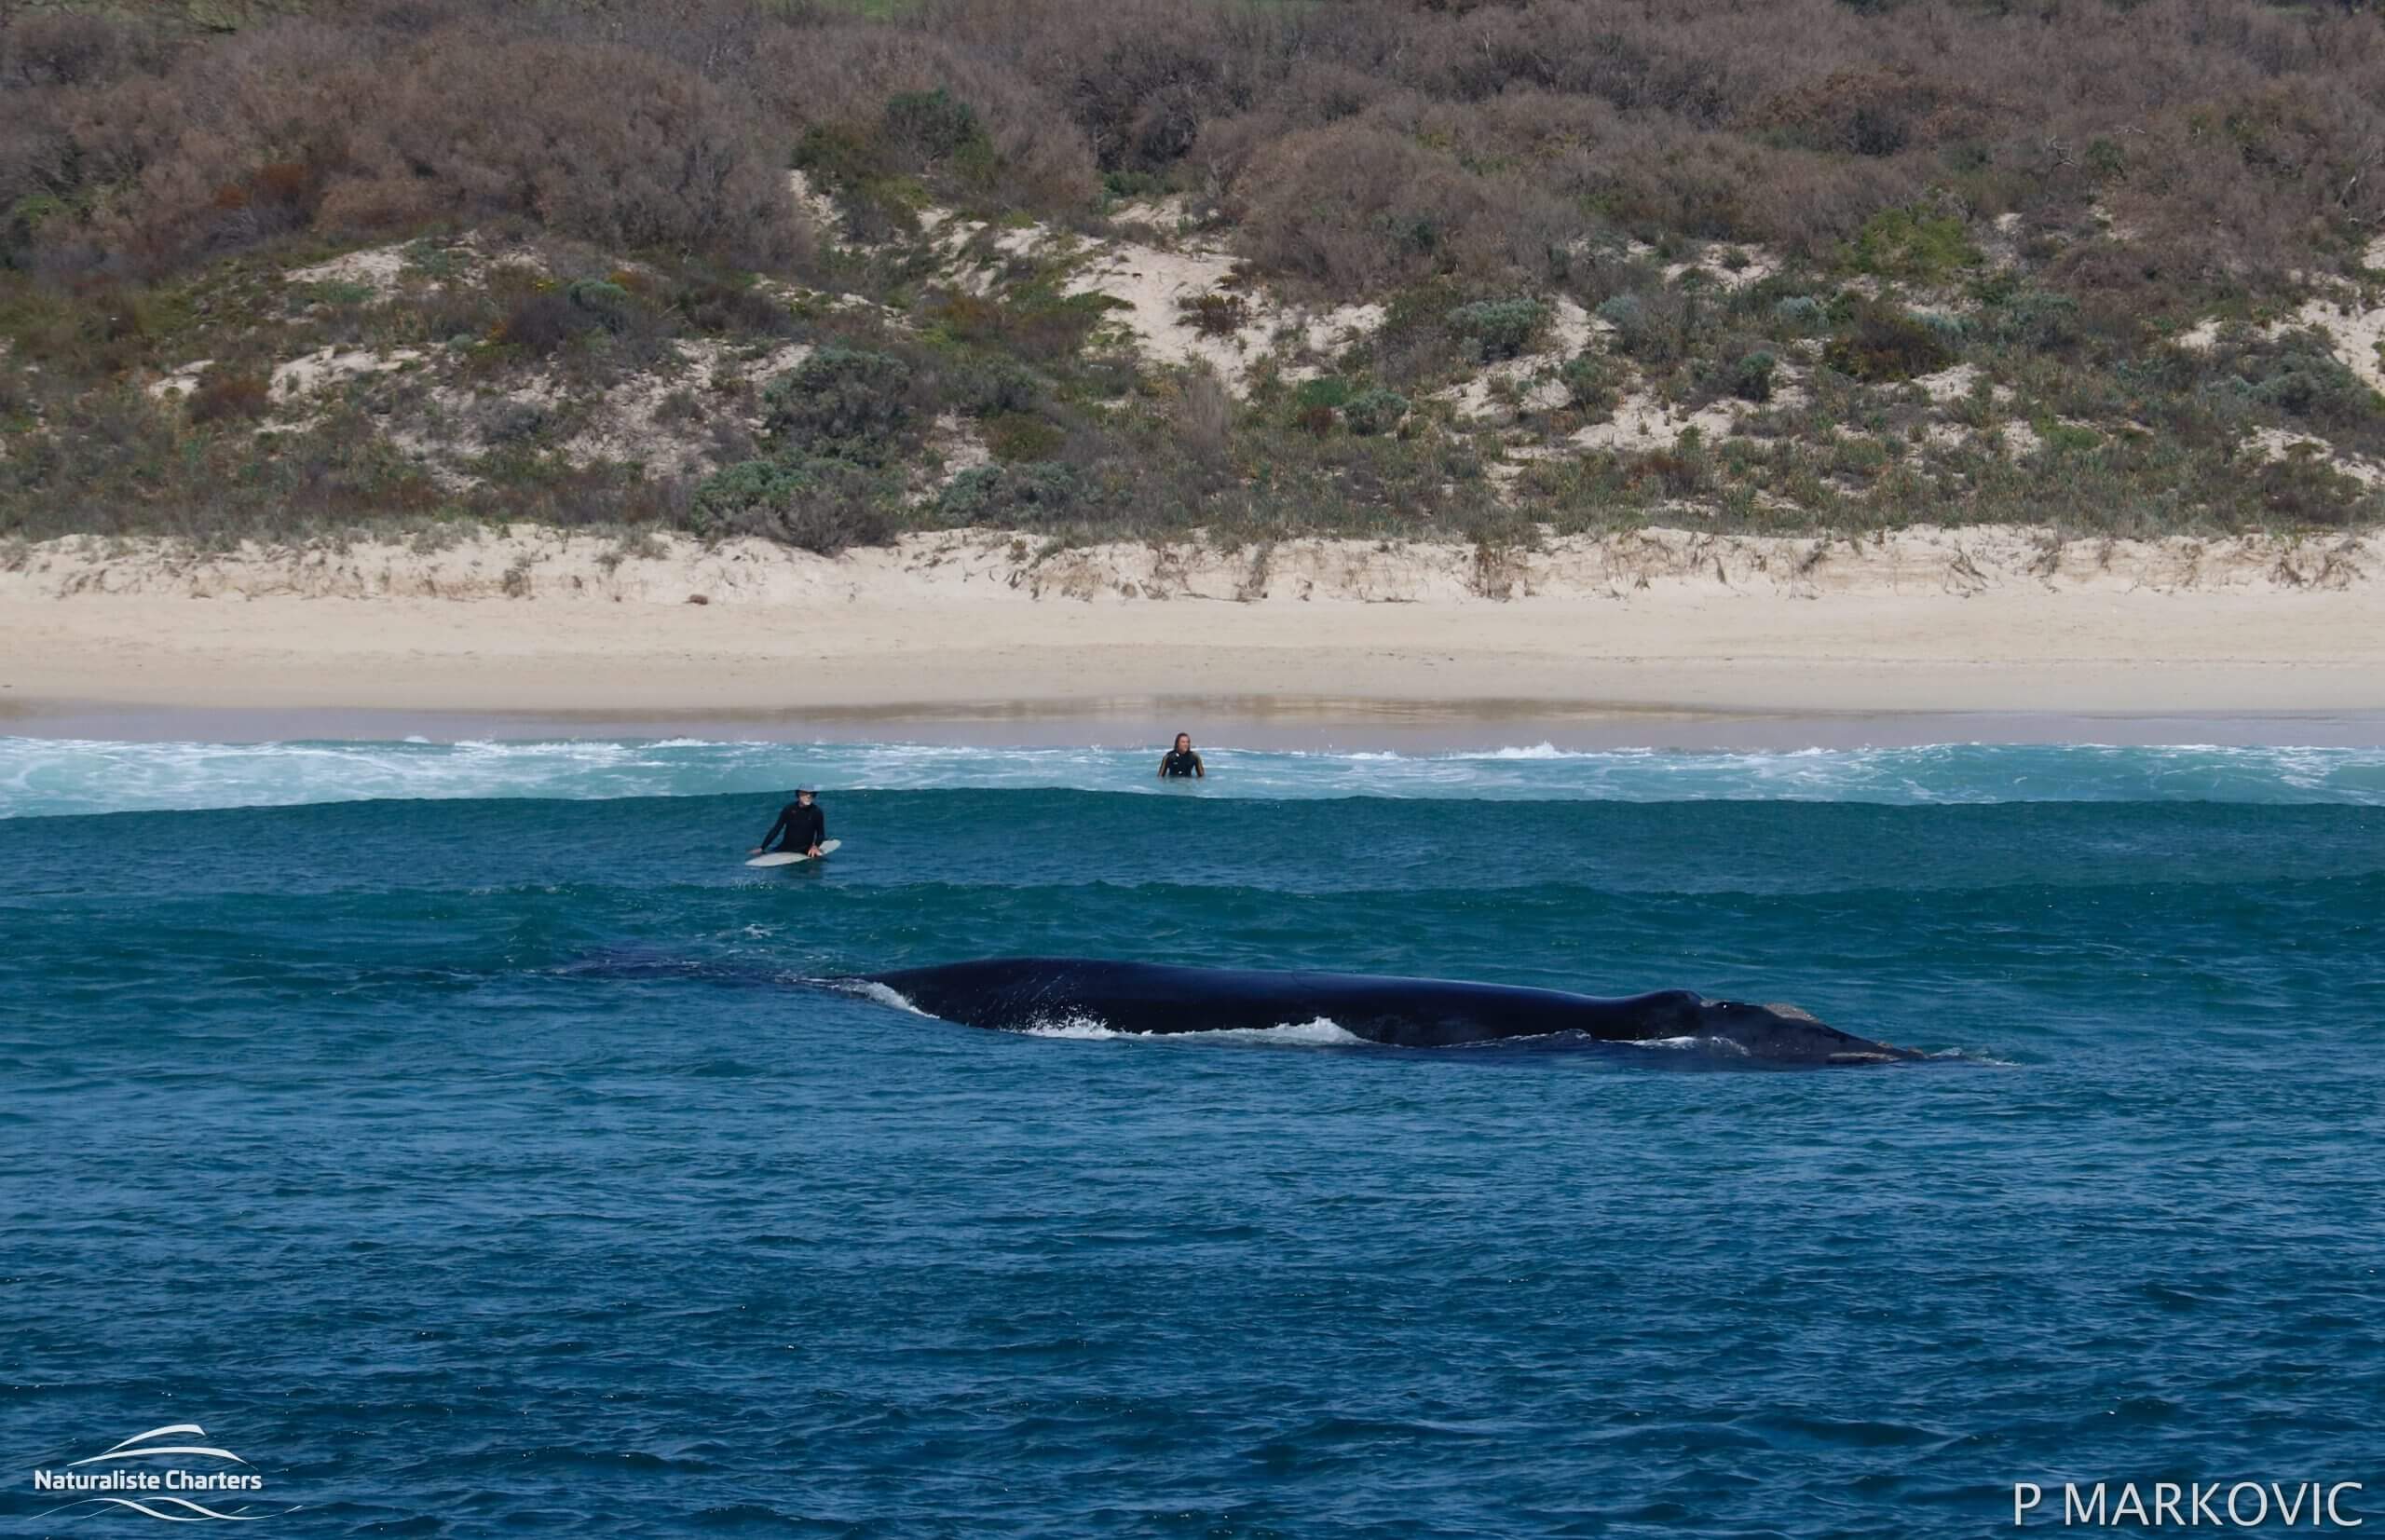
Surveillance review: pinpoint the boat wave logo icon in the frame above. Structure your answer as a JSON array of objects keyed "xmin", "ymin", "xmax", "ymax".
[{"xmin": 31, "ymin": 1424, "xmax": 298, "ymax": 1523}]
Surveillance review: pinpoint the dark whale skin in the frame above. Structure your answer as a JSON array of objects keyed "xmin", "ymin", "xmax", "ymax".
[{"xmin": 855, "ymin": 958, "xmax": 1919, "ymax": 1065}]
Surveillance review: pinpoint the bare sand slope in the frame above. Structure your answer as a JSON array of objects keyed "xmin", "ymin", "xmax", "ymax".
[{"xmin": 2, "ymin": 527, "xmax": 2378, "ymax": 717}]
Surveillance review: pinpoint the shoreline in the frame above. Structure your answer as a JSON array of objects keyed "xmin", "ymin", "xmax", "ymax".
[
  {"xmin": 11, "ymin": 700, "xmax": 2385, "ymax": 753},
  {"xmin": 4, "ymin": 527, "xmax": 2382, "ymax": 745}
]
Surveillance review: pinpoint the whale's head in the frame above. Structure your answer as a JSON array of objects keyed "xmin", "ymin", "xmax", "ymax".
[{"xmin": 1690, "ymin": 996, "xmax": 1921, "ymax": 1065}]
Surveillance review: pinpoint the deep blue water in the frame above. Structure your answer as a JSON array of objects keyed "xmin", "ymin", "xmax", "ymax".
[{"xmin": 3, "ymin": 740, "xmax": 2381, "ymax": 1536}]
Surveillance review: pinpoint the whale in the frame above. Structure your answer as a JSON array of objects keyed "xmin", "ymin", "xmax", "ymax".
[{"xmin": 850, "ymin": 958, "xmax": 1920, "ymax": 1065}]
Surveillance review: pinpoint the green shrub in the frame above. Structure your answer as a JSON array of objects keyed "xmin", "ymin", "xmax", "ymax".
[
  {"xmin": 760, "ymin": 347, "xmax": 917, "ymax": 463},
  {"xmin": 934, "ymin": 461, "xmax": 1087, "ymax": 524},
  {"xmin": 793, "ymin": 124, "xmax": 875, "ymax": 186},
  {"xmin": 1732, "ymin": 350, "xmax": 1778, "ymax": 402},
  {"xmin": 1448, "ymin": 297, "xmax": 1547, "ymax": 361},
  {"xmin": 690, "ymin": 456, "xmax": 894, "ymax": 552},
  {"xmin": 671, "ymin": 272, "xmax": 798, "ymax": 339},
  {"xmin": 478, "ymin": 400, "xmax": 549, "ymax": 445},
  {"xmin": 1294, "ymin": 376, "xmax": 1354, "ymax": 411},
  {"xmin": 2228, "ymin": 334, "xmax": 2380, "ymax": 430},
  {"xmin": 1822, "ymin": 304, "xmax": 1953, "ymax": 382},
  {"xmin": 307, "ymin": 279, "xmax": 378, "ymax": 308},
  {"xmin": 566, "ymin": 279, "xmax": 638, "ymax": 334},
  {"xmin": 1342, "ymin": 387, "xmax": 1411, "ymax": 436},
  {"xmin": 983, "ymin": 411, "xmax": 1065, "ymax": 461},
  {"xmin": 1598, "ymin": 289, "xmax": 1703, "ymax": 365},
  {"xmin": 2255, "ymin": 456, "xmax": 2373, "ymax": 527},
  {"xmin": 691, "ymin": 458, "xmax": 805, "ymax": 523},
  {"xmin": 2038, "ymin": 419, "xmax": 2103, "ymax": 453},
  {"xmin": 1561, "ymin": 351, "xmax": 1621, "ymax": 414},
  {"xmin": 1102, "ymin": 170, "xmax": 1165, "ymax": 203},
  {"xmin": 1918, "ymin": 312, "xmax": 1969, "ymax": 348},
  {"xmin": 947, "ymin": 356, "xmax": 1042, "ymax": 417},
  {"xmin": 884, "ymin": 89, "xmax": 990, "ymax": 167},
  {"xmin": 1982, "ymin": 288, "xmax": 2079, "ymax": 351},
  {"xmin": 934, "ymin": 286, "xmax": 1120, "ymax": 367},
  {"xmin": 1774, "ymin": 295, "xmax": 1828, "ymax": 333},
  {"xmin": 1847, "ymin": 206, "xmax": 1982, "ymax": 282}
]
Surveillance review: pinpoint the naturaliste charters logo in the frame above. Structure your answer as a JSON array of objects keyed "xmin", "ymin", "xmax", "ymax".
[{"xmin": 31, "ymin": 1424, "xmax": 298, "ymax": 1523}]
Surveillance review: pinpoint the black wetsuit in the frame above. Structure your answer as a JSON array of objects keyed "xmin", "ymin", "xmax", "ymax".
[
  {"xmin": 761, "ymin": 800, "xmax": 826, "ymax": 853},
  {"xmin": 1161, "ymin": 749, "xmax": 1203, "ymax": 779}
]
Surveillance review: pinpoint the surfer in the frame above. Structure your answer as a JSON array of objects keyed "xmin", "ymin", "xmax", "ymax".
[
  {"xmin": 750, "ymin": 788, "xmax": 826, "ymax": 858},
  {"xmin": 1158, "ymin": 733, "xmax": 1206, "ymax": 780}
]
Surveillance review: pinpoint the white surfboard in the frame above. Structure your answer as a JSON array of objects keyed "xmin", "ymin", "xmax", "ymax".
[{"xmin": 746, "ymin": 839, "xmax": 840, "ymax": 867}]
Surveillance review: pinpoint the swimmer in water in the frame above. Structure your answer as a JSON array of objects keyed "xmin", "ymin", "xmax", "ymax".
[{"xmin": 1157, "ymin": 733, "xmax": 1205, "ymax": 780}]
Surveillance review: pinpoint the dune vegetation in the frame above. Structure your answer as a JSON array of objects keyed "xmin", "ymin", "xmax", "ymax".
[{"xmin": 4, "ymin": 0, "xmax": 2384, "ymax": 555}]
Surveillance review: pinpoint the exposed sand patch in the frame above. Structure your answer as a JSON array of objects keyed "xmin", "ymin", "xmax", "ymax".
[
  {"xmin": 1050, "ymin": 232, "xmax": 1379, "ymax": 394},
  {"xmin": 1439, "ymin": 299, "xmax": 1596, "ymax": 422},
  {"xmin": 146, "ymin": 361, "xmax": 215, "ymax": 402},
  {"xmin": 271, "ymin": 347, "xmax": 423, "ymax": 399},
  {"xmin": 1664, "ymin": 243, "xmax": 1782, "ymax": 291},
  {"xmin": 283, "ymin": 236, "xmax": 530, "ymax": 298},
  {"xmin": 786, "ymin": 170, "xmax": 842, "ymax": 236},
  {"xmin": 1571, "ymin": 388, "xmax": 1746, "ymax": 453},
  {"xmin": 1065, "ymin": 239, "xmax": 1247, "ymax": 373},
  {"xmin": 559, "ymin": 375, "xmax": 711, "ymax": 478},
  {"xmin": 895, "ymin": 201, "xmax": 1391, "ymax": 392},
  {"xmin": 2295, "ymin": 291, "xmax": 2385, "ymax": 396},
  {"xmin": 2244, "ymin": 426, "xmax": 2384, "ymax": 487},
  {"xmin": 1914, "ymin": 363, "xmax": 1979, "ymax": 404},
  {"xmin": 926, "ymin": 414, "xmax": 992, "ymax": 473},
  {"xmin": 286, "ymin": 243, "xmax": 413, "ymax": 292}
]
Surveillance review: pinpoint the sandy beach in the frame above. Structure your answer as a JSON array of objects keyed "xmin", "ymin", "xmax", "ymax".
[{"xmin": 5, "ymin": 525, "xmax": 2381, "ymax": 740}]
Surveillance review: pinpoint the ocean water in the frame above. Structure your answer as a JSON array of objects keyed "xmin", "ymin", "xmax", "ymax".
[{"xmin": 3, "ymin": 737, "xmax": 2380, "ymax": 1536}]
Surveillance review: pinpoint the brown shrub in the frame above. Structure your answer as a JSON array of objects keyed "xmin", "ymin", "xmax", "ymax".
[
  {"xmin": 924, "ymin": 0, "xmax": 1277, "ymax": 174},
  {"xmin": 30, "ymin": 20, "xmax": 802, "ymax": 278},
  {"xmin": 185, "ymin": 369, "xmax": 271, "ymax": 424},
  {"xmin": 1172, "ymin": 366, "xmax": 1233, "ymax": 464},
  {"xmin": 1233, "ymin": 120, "xmax": 1572, "ymax": 294},
  {"xmin": 8, "ymin": 0, "xmax": 2384, "ymax": 316},
  {"xmin": 1179, "ymin": 291, "xmax": 1248, "ymax": 337},
  {"xmin": 1748, "ymin": 67, "xmax": 1997, "ymax": 158},
  {"xmin": 4, "ymin": 11, "xmax": 147, "ymax": 89},
  {"xmin": 1822, "ymin": 304, "xmax": 1952, "ymax": 384},
  {"xmin": 493, "ymin": 293, "xmax": 590, "ymax": 355},
  {"xmin": 1629, "ymin": 450, "xmax": 1705, "ymax": 497},
  {"xmin": 748, "ymin": 25, "xmax": 1097, "ymax": 213},
  {"xmin": 312, "ymin": 176, "xmax": 438, "ymax": 240}
]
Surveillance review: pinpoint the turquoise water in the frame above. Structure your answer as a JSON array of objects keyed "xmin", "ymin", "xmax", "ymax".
[{"xmin": 4, "ymin": 739, "xmax": 2381, "ymax": 1534}]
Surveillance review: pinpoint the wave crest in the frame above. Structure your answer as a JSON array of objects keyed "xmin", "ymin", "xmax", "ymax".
[{"xmin": 7, "ymin": 736, "xmax": 2384, "ymax": 818}]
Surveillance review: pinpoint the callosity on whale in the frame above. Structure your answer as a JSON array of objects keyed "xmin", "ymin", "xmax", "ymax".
[{"xmin": 851, "ymin": 958, "xmax": 1920, "ymax": 1065}]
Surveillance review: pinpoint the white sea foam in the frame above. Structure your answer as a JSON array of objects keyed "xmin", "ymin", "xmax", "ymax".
[
  {"xmin": 1017, "ymin": 1014, "xmax": 1125, "ymax": 1039},
  {"xmin": 5, "ymin": 736, "xmax": 2383, "ymax": 817},
  {"xmin": 832, "ymin": 981, "xmax": 931, "ymax": 1016},
  {"xmin": 1020, "ymin": 1015, "xmax": 1367, "ymax": 1046},
  {"xmin": 1627, "ymin": 1034, "xmax": 1751, "ymax": 1056}
]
